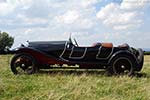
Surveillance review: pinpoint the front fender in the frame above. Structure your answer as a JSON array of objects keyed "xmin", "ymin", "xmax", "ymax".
[
  {"xmin": 15, "ymin": 47, "xmax": 59, "ymax": 64},
  {"xmin": 15, "ymin": 47, "xmax": 69, "ymax": 65}
]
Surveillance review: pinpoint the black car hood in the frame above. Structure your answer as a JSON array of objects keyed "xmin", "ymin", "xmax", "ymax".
[
  {"xmin": 28, "ymin": 41, "xmax": 67, "ymax": 46},
  {"xmin": 28, "ymin": 41, "xmax": 67, "ymax": 51}
]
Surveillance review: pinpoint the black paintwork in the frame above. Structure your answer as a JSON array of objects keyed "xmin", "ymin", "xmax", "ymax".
[
  {"xmin": 14, "ymin": 39, "xmax": 143, "ymax": 71},
  {"xmin": 28, "ymin": 41, "xmax": 66, "ymax": 57},
  {"xmin": 28, "ymin": 41, "xmax": 134, "ymax": 64}
]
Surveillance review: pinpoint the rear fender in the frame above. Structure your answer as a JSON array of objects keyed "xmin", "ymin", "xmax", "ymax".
[
  {"xmin": 136, "ymin": 48, "xmax": 144, "ymax": 71},
  {"xmin": 108, "ymin": 50, "xmax": 138, "ymax": 66}
]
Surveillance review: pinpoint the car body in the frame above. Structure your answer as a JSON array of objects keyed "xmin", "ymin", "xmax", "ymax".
[{"xmin": 10, "ymin": 37, "xmax": 144, "ymax": 75}]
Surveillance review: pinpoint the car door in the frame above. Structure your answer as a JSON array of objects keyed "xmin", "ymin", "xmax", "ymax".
[
  {"xmin": 96, "ymin": 46, "xmax": 113, "ymax": 60},
  {"xmin": 69, "ymin": 46, "xmax": 87, "ymax": 59},
  {"xmin": 60, "ymin": 42, "xmax": 87, "ymax": 61}
]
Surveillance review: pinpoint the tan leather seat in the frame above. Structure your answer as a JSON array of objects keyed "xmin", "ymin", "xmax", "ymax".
[{"xmin": 101, "ymin": 43, "xmax": 113, "ymax": 48}]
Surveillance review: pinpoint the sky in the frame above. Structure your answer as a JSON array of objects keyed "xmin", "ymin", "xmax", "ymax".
[{"xmin": 0, "ymin": 0, "xmax": 150, "ymax": 48}]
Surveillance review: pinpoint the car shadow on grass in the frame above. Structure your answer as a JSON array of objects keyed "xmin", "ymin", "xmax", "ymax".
[
  {"xmin": 37, "ymin": 69, "xmax": 148, "ymax": 78},
  {"xmin": 132, "ymin": 72, "xmax": 147, "ymax": 78},
  {"xmin": 38, "ymin": 69, "xmax": 108, "ymax": 76}
]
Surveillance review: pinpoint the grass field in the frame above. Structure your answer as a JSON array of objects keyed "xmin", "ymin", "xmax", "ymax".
[{"xmin": 0, "ymin": 55, "xmax": 150, "ymax": 100}]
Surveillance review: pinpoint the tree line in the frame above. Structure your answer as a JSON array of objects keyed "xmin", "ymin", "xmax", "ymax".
[{"xmin": 0, "ymin": 31, "xmax": 14, "ymax": 54}]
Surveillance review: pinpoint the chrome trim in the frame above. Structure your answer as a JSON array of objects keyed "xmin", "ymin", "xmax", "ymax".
[
  {"xmin": 59, "ymin": 41, "xmax": 69, "ymax": 61},
  {"xmin": 96, "ymin": 46, "xmax": 114, "ymax": 60},
  {"xmin": 69, "ymin": 46, "xmax": 87, "ymax": 59}
]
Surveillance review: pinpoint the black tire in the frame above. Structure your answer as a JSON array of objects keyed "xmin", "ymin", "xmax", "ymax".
[
  {"xmin": 11, "ymin": 53, "xmax": 38, "ymax": 75},
  {"xmin": 137, "ymin": 48, "xmax": 144, "ymax": 71},
  {"xmin": 110, "ymin": 55, "xmax": 135, "ymax": 76}
]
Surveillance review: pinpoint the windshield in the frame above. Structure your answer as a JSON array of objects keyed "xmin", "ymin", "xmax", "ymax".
[{"xmin": 68, "ymin": 37, "xmax": 78, "ymax": 47}]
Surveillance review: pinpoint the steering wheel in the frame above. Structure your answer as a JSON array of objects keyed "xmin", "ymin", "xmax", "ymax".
[{"xmin": 74, "ymin": 38, "xmax": 79, "ymax": 47}]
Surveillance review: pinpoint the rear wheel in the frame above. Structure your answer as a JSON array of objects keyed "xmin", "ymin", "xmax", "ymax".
[
  {"xmin": 110, "ymin": 55, "xmax": 134, "ymax": 76},
  {"xmin": 11, "ymin": 53, "xmax": 38, "ymax": 75}
]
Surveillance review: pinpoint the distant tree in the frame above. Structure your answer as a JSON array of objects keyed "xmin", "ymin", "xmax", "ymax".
[
  {"xmin": 144, "ymin": 51, "xmax": 150, "ymax": 55},
  {"xmin": 0, "ymin": 31, "xmax": 14, "ymax": 54}
]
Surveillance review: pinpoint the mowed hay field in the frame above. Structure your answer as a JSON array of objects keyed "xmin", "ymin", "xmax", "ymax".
[{"xmin": 0, "ymin": 55, "xmax": 150, "ymax": 100}]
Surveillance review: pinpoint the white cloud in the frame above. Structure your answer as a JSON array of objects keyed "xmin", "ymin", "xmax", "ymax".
[
  {"xmin": 121, "ymin": 0, "xmax": 150, "ymax": 10},
  {"xmin": 55, "ymin": 10, "xmax": 80, "ymax": 24},
  {"xmin": 3, "ymin": 0, "xmax": 99, "ymax": 48},
  {"xmin": 0, "ymin": 0, "xmax": 150, "ymax": 48},
  {"xmin": 80, "ymin": 0, "xmax": 100, "ymax": 8},
  {"xmin": 19, "ymin": 0, "xmax": 33, "ymax": 5},
  {"xmin": 96, "ymin": 1, "xmax": 147, "ymax": 30},
  {"xmin": 0, "ymin": 0, "xmax": 33, "ymax": 16},
  {"xmin": 23, "ymin": 17, "xmax": 48, "ymax": 25},
  {"xmin": 24, "ymin": 29, "xmax": 32, "ymax": 35},
  {"xmin": 55, "ymin": 10, "xmax": 94, "ymax": 29},
  {"xmin": 0, "ymin": 1, "xmax": 14, "ymax": 16}
]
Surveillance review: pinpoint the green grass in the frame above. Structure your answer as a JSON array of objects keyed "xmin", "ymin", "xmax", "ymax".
[{"xmin": 0, "ymin": 55, "xmax": 150, "ymax": 100}]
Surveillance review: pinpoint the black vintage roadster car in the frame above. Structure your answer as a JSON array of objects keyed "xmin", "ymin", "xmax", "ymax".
[{"xmin": 10, "ymin": 37, "xmax": 144, "ymax": 75}]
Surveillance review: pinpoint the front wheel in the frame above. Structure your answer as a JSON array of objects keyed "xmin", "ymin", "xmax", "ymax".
[
  {"xmin": 11, "ymin": 53, "xmax": 38, "ymax": 75},
  {"xmin": 111, "ymin": 55, "xmax": 135, "ymax": 76}
]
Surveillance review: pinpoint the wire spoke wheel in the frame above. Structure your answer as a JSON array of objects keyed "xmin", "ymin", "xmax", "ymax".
[
  {"xmin": 11, "ymin": 54, "xmax": 37, "ymax": 74},
  {"xmin": 112, "ymin": 57, "xmax": 133, "ymax": 76}
]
